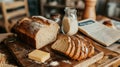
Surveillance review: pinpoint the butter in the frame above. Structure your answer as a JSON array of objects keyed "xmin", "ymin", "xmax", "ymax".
[{"xmin": 28, "ymin": 50, "xmax": 50, "ymax": 63}]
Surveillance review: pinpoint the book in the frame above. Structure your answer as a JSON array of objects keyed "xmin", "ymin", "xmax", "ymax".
[{"xmin": 78, "ymin": 19, "xmax": 120, "ymax": 46}]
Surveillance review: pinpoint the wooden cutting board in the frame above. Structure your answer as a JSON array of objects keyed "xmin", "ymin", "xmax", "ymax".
[
  {"xmin": 3, "ymin": 35, "xmax": 104, "ymax": 67},
  {"xmin": 90, "ymin": 40, "xmax": 120, "ymax": 67},
  {"xmin": 3, "ymin": 35, "xmax": 120, "ymax": 67}
]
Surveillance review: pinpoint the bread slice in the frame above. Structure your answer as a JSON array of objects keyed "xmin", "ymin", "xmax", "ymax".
[
  {"xmin": 51, "ymin": 35, "xmax": 71, "ymax": 55},
  {"xmin": 76, "ymin": 35, "xmax": 89, "ymax": 59},
  {"xmin": 88, "ymin": 45, "xmax": 94, "ymax": 57},
  {"xmin": 76, "ymin": 35, "xmax": 92, "ymax": 58},
  {"xmin": 84, "ymin": 44, "xmax": 89, "ymax": 59},
  {"xmin": 69, "ymin": 38, "xmax": 76, "ymax": 58},
  {"xmin": 76, "ymin": 35, "xmax": 94, "ymax": 59},
  {"xmin": 78, "ymin": 39, "xmax": 86, "ymax": 60},
  {"xmin": 76, "ymin": 34, "xmax": 86, "ymax": 41},
  {"xmin": 84, "ymin": 37, "xmax": 95, "ymax": 57},
  {"xmin": 75, "ymin": 35, "xmax": 87, "ymax": 60},
  {"xmin": 77, "ymin": 35, "xmax": 88, "ymax": 59},
  {"xmin": 77, "ymin": 46, "xmax": 84, "ymax": 61},
  {"xmin": 82, "ymin": 42, "xmax": 88, "ymax": 59},
  {"xmin": 70, "ymin": 36, "xmax": 80, "ymax": 60},
  {"xmin": 65, "ymin": 36, "xmax": 72, "ymax": 55}
]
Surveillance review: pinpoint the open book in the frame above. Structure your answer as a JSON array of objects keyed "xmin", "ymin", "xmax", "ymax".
[{"xmin": 78, "ymin": 19, "xmax": 120, "ymax": 46}]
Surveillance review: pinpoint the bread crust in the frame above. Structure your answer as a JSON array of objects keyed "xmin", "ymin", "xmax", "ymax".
[
  {"xmin": 75, "ymin": 35, "xmax": 95, "ymax": 60},
  {"xmin": 65, "ymin": 36, "xmax": 72, "ymax": 55},
  {"xmin": 69, "ymin": 39, "xmax": 76, "ymax": 58},
  {"xmin": 84, "ymin": 37, "xmax": 95, "ymax": 57},
  {"xmin": 76, "ymin": 35, "xmax": 89, "ymax": 59},
  {"xmin": 71, "ymin": 36, "xmax": 81, "ymax": 60},
  {"xmin": 76, "ymin": 36, "xmax": 85, "ymax": 60}
]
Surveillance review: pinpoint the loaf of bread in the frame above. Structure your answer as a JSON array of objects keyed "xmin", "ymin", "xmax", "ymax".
[
  {"xmin": 13, "ymin": 16, "xmax": 60, "ymax": 49},
  {"xmin": 51, "ymin": 34, "xmax": 95, "ymax": 61},
  {"xmin": 103, "ymin": 20, "xmax": 116, "ymax": 30}
]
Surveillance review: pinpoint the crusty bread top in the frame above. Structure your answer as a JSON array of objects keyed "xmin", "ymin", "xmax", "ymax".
[
  {"xmin": 103, "ymin": 20, "xmax": 112, "ymax": 27},
  {"xmin": 18, "ymin": 16, "xmax": 50, "ymax": 25},
  {"xmin": 14, "ymin": 16, "xmax": 57, "ymax": 38}
]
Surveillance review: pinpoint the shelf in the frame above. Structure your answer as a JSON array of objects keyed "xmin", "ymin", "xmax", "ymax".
[
  {"xmin": 110, "ymin": 17, "xmax": 120, "ymax": 21},
  {"xmin": 40, "ymin": 0, "xmax": 84, "ymax": 16},
  {"xmin": 44, "ymin": 4, "xmax": 84, "ymax": 10},
  {"xmin": 44, "ymin": 4, "xmax": 66, "ymax": 8}
]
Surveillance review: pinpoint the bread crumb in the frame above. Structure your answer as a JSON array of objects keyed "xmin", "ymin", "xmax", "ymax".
[
  {"xmin": 49, "ymin": 61, "xmax": 59, "ymax": 66},
  {"xmin": 0, "ymin": 53, "xmax": 17, "ymax": 67},
  {"xmin": 0, "ymin": 63, "xmax": 17, "ymax": 67},
  {"xmin": 62, "ymin": 60, "xmax": 71, "ymax": 64},
  {"xmin": 35, "ymin": 61, "xmax": 41, "ymax": 64},
  {"xmin": 0, "ymin": 53, "xmax": 6, "ymax": 63}
]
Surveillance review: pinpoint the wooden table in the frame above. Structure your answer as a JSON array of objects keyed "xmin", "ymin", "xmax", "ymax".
[{"xmin": 0, "ymin": 15, "xmax": 120, "ymax": 66}]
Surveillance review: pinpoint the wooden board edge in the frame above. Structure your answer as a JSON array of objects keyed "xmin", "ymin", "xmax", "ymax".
[
  {"xmin": 98, "ymin": 55, "xmax": 120, "ymax": 67},
  {"xmin": 74, "ymin": 51, "xmax": 104, "ymax": 67}
]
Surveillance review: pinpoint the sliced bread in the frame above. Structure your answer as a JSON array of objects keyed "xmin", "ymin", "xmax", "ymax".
[
  {"xmin": 75, "ymin": 36, "xmax": 86, "ymax": 60},
  {"xmin": 51, "ymin": 34, "xmax": 95, "ymax": 61},
  {"xmin": 84, "ymin": 37, "xmax": 95, "ymax": 57},
  {"xmin": 51, "ymin": 35, "xmax": 71, "ymax": 55},
  {"xmin": 70, "ymin": 36, "xmax": 81, "ymax": 60},
  {"xmin": 65, "ymin": 36, "xmax": 72, "ymax": 55},
  {"xmin": 69, "ymin": 39, "xmax": 76, "ymax": 58}
]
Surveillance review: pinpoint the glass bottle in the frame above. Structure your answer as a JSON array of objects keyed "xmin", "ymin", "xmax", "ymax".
[{"xmin": 62, "ymin": 7, "xmax": 78, "ymax": 35}]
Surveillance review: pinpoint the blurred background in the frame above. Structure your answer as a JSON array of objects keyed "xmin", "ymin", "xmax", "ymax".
[{"xmin": 0, "ymin": 0, "xmax": 120, "ymax": 32}]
